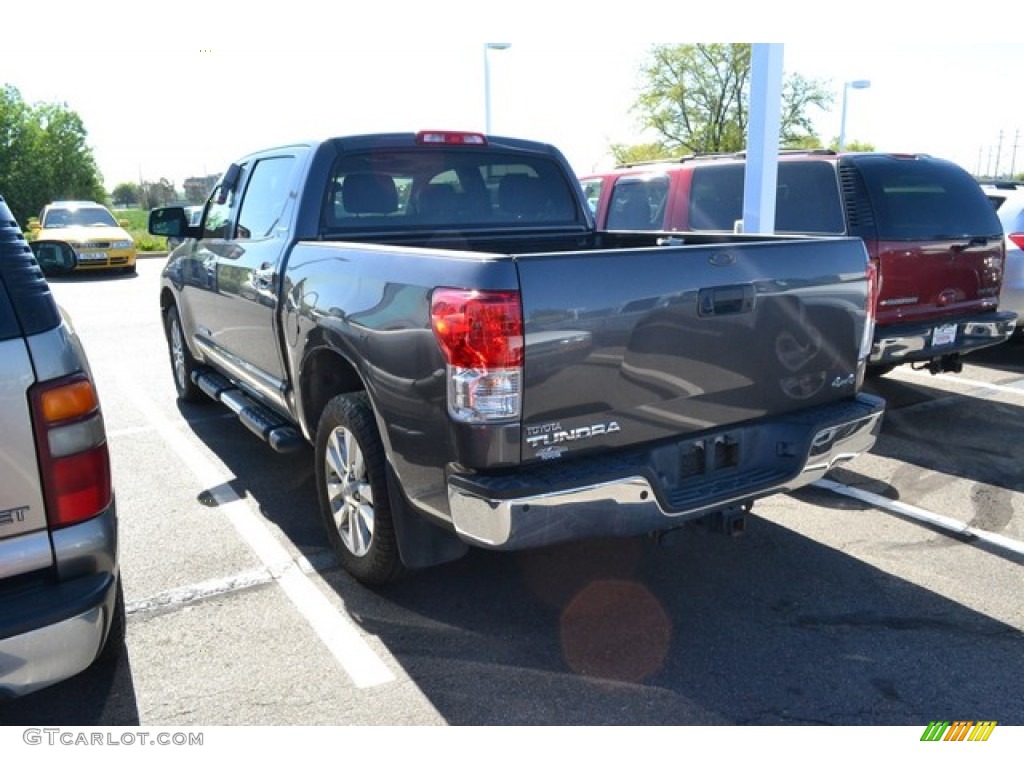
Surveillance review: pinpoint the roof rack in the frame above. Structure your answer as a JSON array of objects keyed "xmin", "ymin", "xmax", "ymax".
[
  {"xmin": 615, "ymin": 147, "xmax": 836, "ymax": 169},
  {"xmin": 976, "ymin": 178, "xmax": 1024, "ymax": 189}
]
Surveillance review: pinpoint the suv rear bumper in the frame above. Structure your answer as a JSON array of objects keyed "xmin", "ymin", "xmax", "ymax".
[
  {"xmin": 447, "ymin": 393, "xmax": 884, "ymax": 550},
  {"xmin": 871, "ymin": 310, "xmax": 1017, "ymax": 366},
  {"xmin": 0, "ymin": 506, "xmax": 119, "ymax": 699}
]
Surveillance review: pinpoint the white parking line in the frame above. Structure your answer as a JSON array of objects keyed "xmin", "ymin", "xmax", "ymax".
[
  {"xmin": 119, "ymin": 384, "xmax": 396, "ymax": 689},
  {"xmin": 814, "ymin": 478, "xmax": 1024, "ymax": 557},
  {"xmin": 125, "ymin": 551, "xmax": 339, "ymax": 615},
  {"xmin": 898, "ymin": 368, "xmax": 1024, "ymax": 398}
]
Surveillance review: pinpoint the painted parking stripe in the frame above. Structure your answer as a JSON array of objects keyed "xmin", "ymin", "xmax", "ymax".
[
  {"xmin": 126, "ymin": 552, "xmax": 338, "ymax": 616},
  {"xmin": 899, "ymin": 368, "xmax": 1024, "ymax": 398},
  {"xmin": 119, "ymin": 383, "xmax": 395, "ymax": 689},
  {"xmin": 814, "ymin": 478, "xmax": 1024, "ymax": 557}
]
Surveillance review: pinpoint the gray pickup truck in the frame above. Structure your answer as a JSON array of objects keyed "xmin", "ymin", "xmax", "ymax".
[{"xmin": 150, "ymin": 130, "xmax": 885, "ymax": 585}]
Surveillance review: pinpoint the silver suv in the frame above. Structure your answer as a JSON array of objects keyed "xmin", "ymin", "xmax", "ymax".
[{"xmin": 0, "ymin": 195, "xmax": 123, "ymax": 698}]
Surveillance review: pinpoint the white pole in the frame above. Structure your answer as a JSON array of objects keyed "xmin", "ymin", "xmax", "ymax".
[
  {"xmin": 742, "ymin": 43, "xmax": 784, "ymax": 235},
  {"xmin": 483, "ymin": 43, "xmax": 511, "ymax": 135}
]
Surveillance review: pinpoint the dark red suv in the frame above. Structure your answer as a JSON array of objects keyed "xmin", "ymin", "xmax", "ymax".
[{"xmin": 581, "ymin": 151, "xmax": 1017, "ymax": 375}]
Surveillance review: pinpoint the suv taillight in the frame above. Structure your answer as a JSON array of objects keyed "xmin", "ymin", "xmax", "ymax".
[
  {"xmin": 30, "ymin": 374, "xmax": 112, "ymax": 528},
  {"xmin": 430, "ymin": 288, "xmax": 523, "ymax": 423},
  {"xmin": 861, "ymin": 255, "xmax": 879, "ymax": 361}
]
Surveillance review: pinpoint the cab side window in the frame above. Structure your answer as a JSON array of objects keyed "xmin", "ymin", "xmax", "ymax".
[
  {"xmin": 236, "ymin": 156, "xmax": 297, "ymax": 240},
  {"xmin": 203, "ymin": 179, "xmax": 240, "ymax": 240}
]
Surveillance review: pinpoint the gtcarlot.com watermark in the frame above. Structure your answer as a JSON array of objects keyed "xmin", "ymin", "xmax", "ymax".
[{"xmin": 23, "ymin": 728, "xmax": 203, "ymax": 747}]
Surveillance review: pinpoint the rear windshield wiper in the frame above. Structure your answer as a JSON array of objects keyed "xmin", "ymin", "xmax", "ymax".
[{"xmin": 951, "ymin": 236, "xmax": 994, "ymax": 252}]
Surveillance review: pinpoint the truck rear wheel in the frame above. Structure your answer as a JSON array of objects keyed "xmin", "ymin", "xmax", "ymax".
[
  {"xmin": 315, "ymin": 392, "xmax": 405, "ymax": 585},
  {"xmin": 164, "ymin": 304, "xmax": 204, "ymax": 402}
]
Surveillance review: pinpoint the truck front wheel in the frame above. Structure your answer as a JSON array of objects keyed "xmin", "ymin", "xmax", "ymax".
[
  {"xmin": 164, "ymin": 304, "xmax": 204, "ymax": 402},
  {"xmin": 315, "ymin": 392, "xmax": 405, "ymax": 585}
]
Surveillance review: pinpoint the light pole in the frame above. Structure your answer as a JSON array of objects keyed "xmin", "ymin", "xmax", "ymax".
[
  {"xmin": 483, "ymin": 43, "xmax": 511, "ymax": 135},
  {"xmin": 838, "ymin": 79, "xmax": 870, "ymax": 152}
]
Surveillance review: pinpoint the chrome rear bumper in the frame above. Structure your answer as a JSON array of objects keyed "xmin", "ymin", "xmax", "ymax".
[{"xmin": 449, "ymin": 394, "xmax": 885, "ymax": 549}]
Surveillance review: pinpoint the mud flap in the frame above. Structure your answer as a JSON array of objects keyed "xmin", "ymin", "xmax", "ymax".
[{"xmin": 386, "ymin": 464, "xmax": 468, "ymax": 570}]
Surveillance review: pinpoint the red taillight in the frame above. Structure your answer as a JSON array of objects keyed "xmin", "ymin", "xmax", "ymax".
[
  {"xmin": 1009, "ymin": 233, "xmax": 1024, "ymax": 250},
  {"xmin": 48, "ymin": 448, "xmax": 112, "ymax": 525},
  {"xmin": 431, "ymin": 289, "xmax": 523, "ymax": 369},
  {"xmin": 431, "ymin": 288, "xmax": 523, "ymax": 423},
  {"xmin": 30, "ymin": 374, "xmax": 112, "ymax": 528},
  {"xmin": 861, "ymin": 255, "xmax": 880, "ymax": 361},
  {"xmin": 866, "ymin": 255, "xmax": 879, "ymax": 324},
  {"xmin": 416, "ymin": 130, "xmax": 487, "ymax": 146}
]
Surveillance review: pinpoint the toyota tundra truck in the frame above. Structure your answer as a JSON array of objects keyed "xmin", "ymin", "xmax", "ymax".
[{"xmin": 149, "ymin": 130, "xmax": 885, "ymax": 585}]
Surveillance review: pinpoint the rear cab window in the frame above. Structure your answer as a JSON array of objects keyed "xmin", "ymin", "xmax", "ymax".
[{"xmin": 323, "ymin": 148, "xmax": 582, "ymax": 232}]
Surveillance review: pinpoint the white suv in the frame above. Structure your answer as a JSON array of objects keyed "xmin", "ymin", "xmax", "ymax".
[
  {"xmin": 0, "ymin": 196, "xmax": 123, "ymax": 698},
  {"xmin": 982, "ymin": 182, "xmax": 1024, "ymax": 332}
]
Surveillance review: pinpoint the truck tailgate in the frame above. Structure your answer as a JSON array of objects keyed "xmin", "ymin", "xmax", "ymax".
[{"xmin": 516, "ymin": 237, "xmax": 871, "ymax": 461}]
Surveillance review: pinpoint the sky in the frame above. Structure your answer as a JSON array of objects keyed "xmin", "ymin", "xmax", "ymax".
[{"xmin": 1, "ymin": 2, "xmax": 1021, "ymax": 192}]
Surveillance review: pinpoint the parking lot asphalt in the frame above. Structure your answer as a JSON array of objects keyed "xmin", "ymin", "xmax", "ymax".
[{"xmin": 2, "ymin": 258, "xmax": 1021, "ymax": 730}]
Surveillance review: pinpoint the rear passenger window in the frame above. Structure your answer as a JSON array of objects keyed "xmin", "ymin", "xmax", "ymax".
[
  {"xmin": 775, "ymin": 162, "xmax": 844, "ymax": 234},
  {"xmin": 689, "ymin": 166, "xmax": 744, "ymax": 230},
  {"xmin": 690, "ymin": 161, "xmax": 844, "ymax": 234}
]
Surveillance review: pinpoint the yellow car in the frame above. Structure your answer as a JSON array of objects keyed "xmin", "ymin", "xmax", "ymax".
[{"xmin": 33, "ymin": 200, "xmax": 137, "ymax": 274}]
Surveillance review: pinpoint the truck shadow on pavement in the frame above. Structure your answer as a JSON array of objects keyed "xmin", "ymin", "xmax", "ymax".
[
  {"xmin": 864, "ymin": 369, "xmax": 1024, "ymax": 497},
  {"xmin": 334, "ymin": 515, "xmax": 1024, "ymax": 725}
]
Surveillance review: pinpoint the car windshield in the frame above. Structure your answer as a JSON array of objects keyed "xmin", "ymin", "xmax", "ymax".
[{"xmin": 44, "ymin": 207, "xmax": 118, "ymax": 228}]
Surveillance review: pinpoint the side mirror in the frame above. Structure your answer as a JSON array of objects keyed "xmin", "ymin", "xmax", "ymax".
[
  {"xmin": 149, "ymin": 206, "xmax": 189, "ymax": 237},
  {"xmin": 30, "ymin": 240, "xmax": 78, "ymax": 275},
  {"xmin": 118, "ymin": 218, "xmax": 130, "ymax": 227},
  {"xmin": 28, "ymin": 221, "xmax": 41, "ymax": 232}
]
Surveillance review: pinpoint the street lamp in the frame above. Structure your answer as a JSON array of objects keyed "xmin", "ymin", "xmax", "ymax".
[
  {"xmin": 483, "ymin": 43, "xmax": 511, "ymax": 135},
  {"xmin": 838, "ymin": 79, "xmax": 871, "ymax": 152}
]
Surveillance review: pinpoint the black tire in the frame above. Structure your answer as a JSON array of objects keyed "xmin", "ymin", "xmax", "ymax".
[
  {"xmin": 97, "ymin": 578, "xmax": 126, "ymax": 664},
  {"xmin": 866, "ymin": 363, "xmax": 895, "ymax": 378},
  {"xmin": 164, "ymin": 304, "xmax": 204, "ymax": 402},
  {"xmin": 315, "ymin": 392, "xmax": 406, "ymax": 586}
]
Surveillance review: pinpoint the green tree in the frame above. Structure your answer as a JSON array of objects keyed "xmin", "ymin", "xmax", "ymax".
[
  {"xmin": 631, "ymin": 44, "xmax": 833, "ymax": 156},
  {"xmin": 827, "ymin": 138, "xmax": 876, "ymax": 152},
  {"xmin": 139, "ymin": 178, "xmax": 177, "ymax": 209},
  {"xmin": 111, "ymin": 182, "xmax": 140, "ymax": 207},
  {"xmin": 610, "ymin": 141, "xmax": 674, "ymax": 165},
  {"xmin": 0, "ymin": 85, "xmax": 105, "ymax": 224}
]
